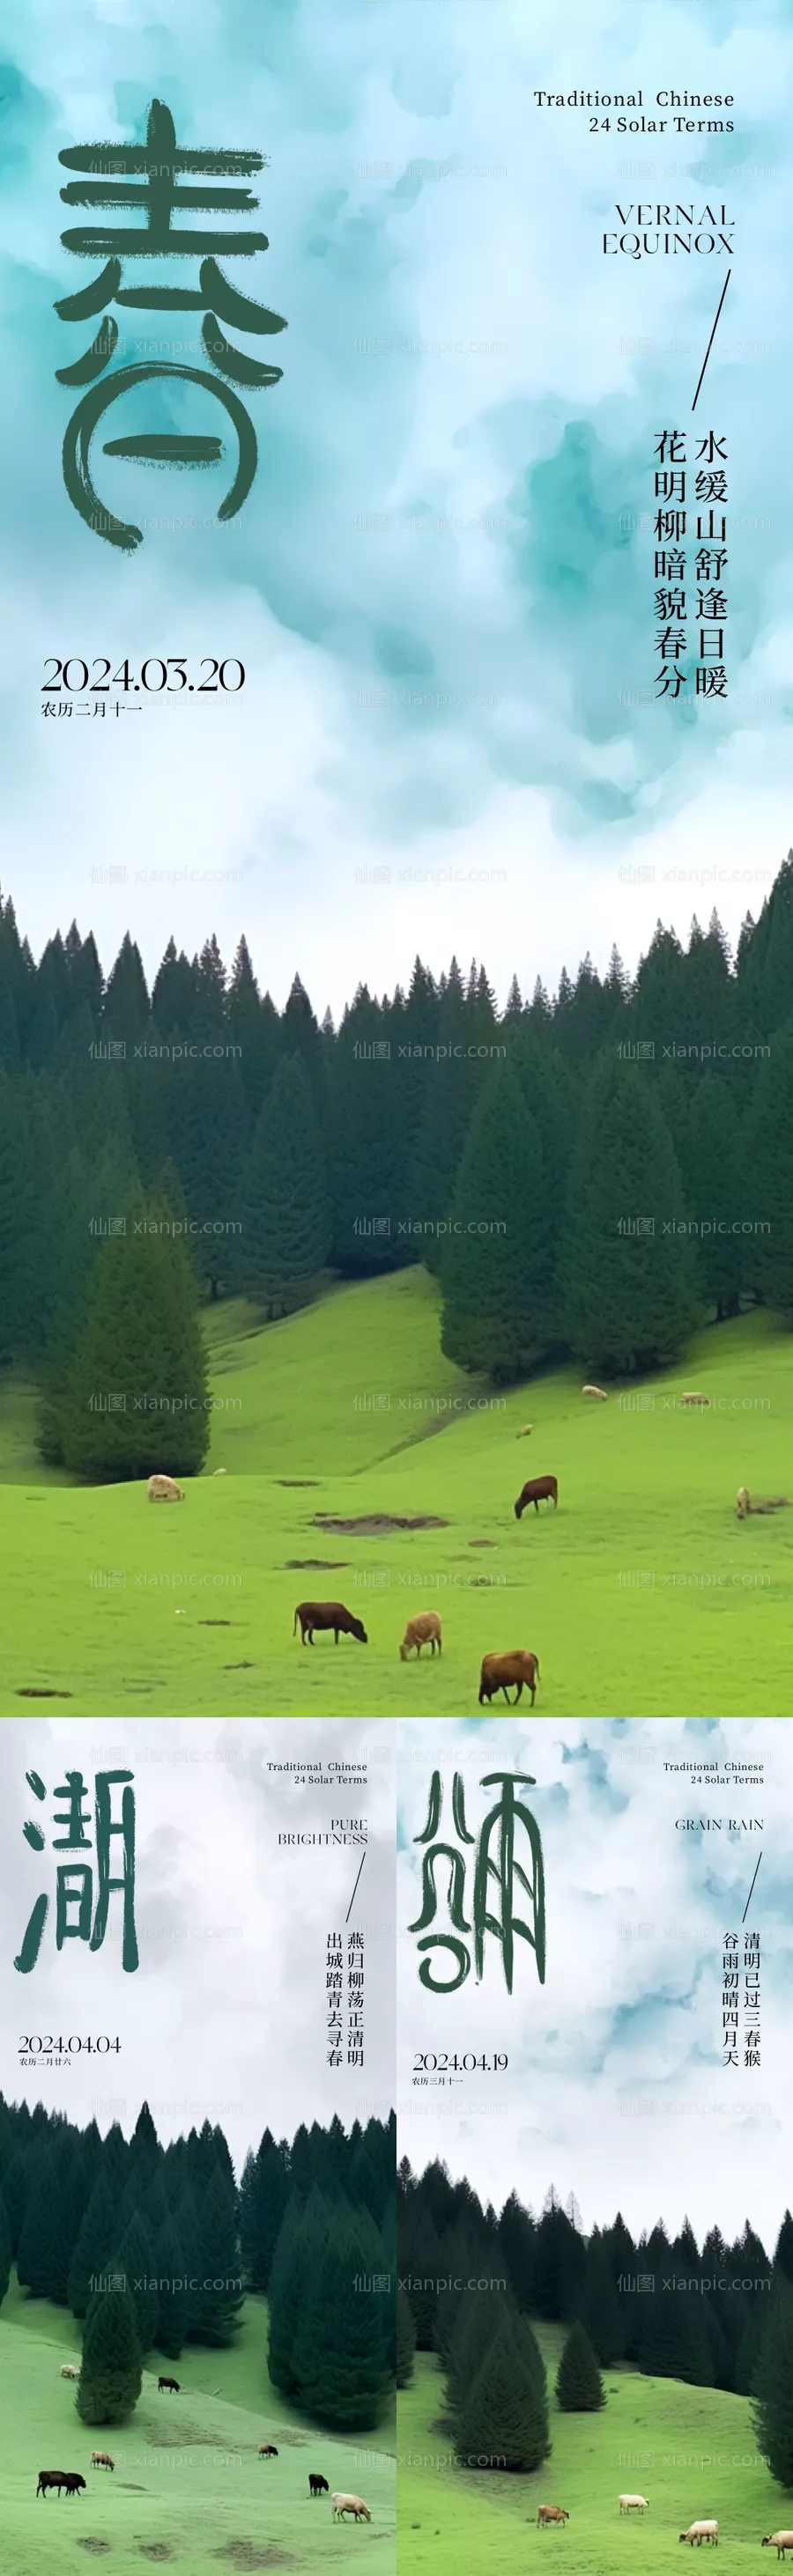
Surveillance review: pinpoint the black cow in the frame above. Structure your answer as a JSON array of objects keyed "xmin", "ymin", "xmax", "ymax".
[
  {"xmin": 259, "ymin": 2445, "xmax": 278, "ymax": 2457},
  {"xmin": 37, "ymin": 2470, "xmax": 86, "ymax": 2498},
  {"xmin": 159, "ymin": 2375, "xmax": 181, "ymax": 2393},
  {"xmin": 309, "ymin": 2474, "xmax": 330, "ymax": 2496},
  {"xmin": 293, "ymin": 1601, "xmax": 367, "ymax": 1645}
]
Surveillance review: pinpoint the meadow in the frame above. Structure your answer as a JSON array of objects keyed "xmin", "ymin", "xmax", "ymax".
[
  {"xmin": 0, "ymin": 1271, "xmax": 790, "ymax": 1716},
  {"xmin": 398, "ymin": 2335, "xmax": 789, "ymax": 2576},
  {"xmin": 0, "ymin": 2271, "xmax": 396, "ymax": 2576}
]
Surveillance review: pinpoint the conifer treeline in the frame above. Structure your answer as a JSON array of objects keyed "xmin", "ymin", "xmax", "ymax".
[
  {"xmin": 2, "ymin": 861, "xmax": 793, "ymax": 1466},
  {"xmin": 399, "ymin": 2159, "xmax": 793, "ymax": 2480},
  {"xmin": 0, "ymin": 2095, "xmax": 395, "ymax": 2430}
]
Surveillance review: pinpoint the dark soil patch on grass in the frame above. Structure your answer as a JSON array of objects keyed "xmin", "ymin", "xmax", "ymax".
[
  {"xmin": 315, "ymin": 1514, "xmax": 448, "ymax": 1535},
  {"xmin": 213, "ymin": 2549, "xmax": 296, "ymax": 2571},
  {"xmin": 469, "ymin": 1539, "xmax": 497, "ymax": 1547},
  {"xmin": 77, "ymin": 2545, "xmax": 111, "ymax": 2558},
  {"xmin": 285, "ymin": 1559, "xmax": 347, "ymax": 1569},
  {"xmin": 225, "ymin": 1661, "xmax": 255, "ymax": 1670},
  {"xmin": 17, "ymin": 1687, "xmax": 72, "ymax": 1698},
  {"xmin": 198, "ymin": 1619, "xmax": 232, "ymax": 1627},
  {"xmin": 139, "ymin": 2549, "xmax": 175, "ymax": 2561},
  {"xmin": 277, "ymin": 1480, "xmax": 319, "ymax": 1487}
]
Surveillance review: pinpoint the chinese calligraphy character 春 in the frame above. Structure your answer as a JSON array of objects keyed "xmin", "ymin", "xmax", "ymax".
[{"xmin": 56, "ymin": 100, "xmax": 286, "ymax": 550}]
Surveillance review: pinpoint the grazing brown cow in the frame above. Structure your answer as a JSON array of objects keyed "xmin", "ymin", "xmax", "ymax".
[
  {"xmin": 147, "ymin": 1473, "xmax": 185, "ymax": 1502},
  {"xmin": 37, "ymin": 2470, "xmax": 86, "ymax": 2498},
  {"xmin": 91, "ymin": 2452, "xmax": 115, "ymax": 2471},
  {"xmin": 478, "ymin": 1649, "xmax": 540, "ymax": 1708},
  {"xmin": 332, "ymin": 2493, "xmax": 371, "ymax": 2522},
  {"xmin": 399, "ymin": 1611, "xmax": 442, "ymax": 1660},
  {"xmin": 309, "ymin": 2474, "xmax": 330, "ymax": 2495},
  {"xmin": 515, "ymin": 1475, "xmax": 558, "ymax": 1519},
  {"xmin": 537, "ymin": 2506, "xmax": 569, "ymax": 2526},
  {"xmin": 293, "ymin": 1601, "xmax": 367, "ymax": 1645},
  {"xmin": 737, "ymin": 1487, "xmax": 791, "ymax": 1518},
  {"xmin": 679, "ymin": 2525, "xmax": 718, "ymax": 2546},
  {"xmin": 259, "ymin": 2446, "xmax": 278, "ymax": 2457},
  {"xmin": 158, "ymin": 2375, "xmax": 180, "ymax": 2393}
]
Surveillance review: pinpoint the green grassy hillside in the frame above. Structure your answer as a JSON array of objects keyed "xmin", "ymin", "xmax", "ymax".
[
  {"xmin": 0, "ymin": 2277, "xmax": 395, "ymax": 2576},
  {"xmin": 398, "ymin": 2337, "xmax": 789, "ymax": 2576},
  {"xmin": 0, "ymin": 1273, "xmax": 790, "ymax": 1715}
]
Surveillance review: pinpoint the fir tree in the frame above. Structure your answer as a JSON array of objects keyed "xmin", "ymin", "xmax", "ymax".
[
  {"xmin": 68, "ymin": 2174, "xmax": 118, "ymax": 2319},
  {"xmin": 680, "ymin": 1074, "xmax": 744, "ymax": 1317},
  {"xmin": 167, "ymin": 1052, "xmax": 249, "ymax": 1299},
  {"xmin": 57, "ymin": 1202, "xmax": 210, "ymax": 1479},
  {"xmin": 456, "ymin": 2314, "xmax": 550, "ymax": 2472},
  {"xmin": 752, "ymin": 2286, "xmax": 793, "ymax": 2484},
  {"xmin": 193, "ymin": 2165, "xmax": 243, "ymax": 2346},
  {"xmin": 268, "ymin": 2196, "xmax": 323, "ymax": 2396},
  {"xmin": 239, "ymin": 2132, "xmax": 289, "ymax": 2298},
  {"xmin": 556, "ymin": 2320, "xmax": 605, "ymax": 2410},
  {"xmin": 330, "ymin": 994, "xmax": 408, "ymax": 1273},
  {"xmin": 579, "ymin": 2233, "xmax": 626, "ymax": 2366},
  {"xmin": 744, "ymin": 1026, "xmax": 793, "ymax": 1315},
  {"xmin": 441, "ymin": 1065, "xmax": 554, "ymax": 1379},
  {"xmin": 0, "ymin": 2104, "xmax": 14, "ymax": 2182},
  {"xmin": 396, "ymin": 2284, "xmax": 416, "ymax": 2387},
  {"xmin": 78, "ymin": 2283, "xmax": 143, "ymax": 2425},
  {"xmin": 560, "ymin": 1058, "xmax": 700, "ymax": 1372},
  {"xmin": 446, "ymin": 2286, "xmax": 514, "ymax": 2417},
  {"xmin": 1, "ymin": 2150, "xmax": 28, "ymax": 2255},
  {"xmin": 0, "ymin": 1073, "xmax": 37, "ymax": 1358},
  {"xmin": 65, "ymin": 925, "xmax": 104, "ymax": 1019},
  {"xmin": 174, "ymin": 2182, "xmax": 203, "ymax": 2339},
  {"xmin": 736, "ymin": 853, "xmax": 793, "ymax": 1036},
  {"xmin": 102, "ymin": 934, "xmax": 150, "ymax": 1044},
  {"xmin": 774, "ymin": 2212, "xmax": 793, "ymax": 2286},
  {"xmin": 0, "ymin": 982, "xmax": 20, "ymax": 1070},
  {"xmin": 17, "ymin": 2145, "xmax": 64, "ymax": 2299},
  {"xmin": 291, "ymin": 2211, "xmax": 392, "ymax": 2429},
  {"xmin": 499, "ymin": 2192, "xmax": 537, "ymax": 2312},
  {"xmin": 236, "ymin": 1056, "xmax": 330, "ymax": 1316},
  {"xmin": 0, "ymin": 2182, "xmax": 10, "ymax": 2309},
  {"xmin": 58, "ymin": 2144, "xmax": 91, "ymax": 2299},
  {"xmin": 155, "ymin": 2218, "xmax": 189, "ymax": 2358},
  {"xmin": 532, "ymin": 2195, "xmax": 585, "ymax": 2321},
  {"xmin": 114, "ymin": 2211, "xmax": 159, "ymax": 2352},
  {"xmin": 636, "ymin": 2290, "xmax": 714, "ymax": 2386},
  {"xmin": 26, "ymin": 988, "xmax": 59, "ymax": 1069},
  {"xmin": 152, "ymin": 938, "xmax": 197, "ymax": 1038}
]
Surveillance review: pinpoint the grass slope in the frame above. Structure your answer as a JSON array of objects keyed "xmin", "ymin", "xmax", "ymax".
[
  {"xmin": 399, "ymin": 2336, "xmax": 789, "ymax": 2576},
  {"xmin": 0, "ymin": 1273, "xmax": 791, "ymax": 1714},
  {"xmin": 0, "ymin": 2278, "xmax": 395, "ymax": 2576}
]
